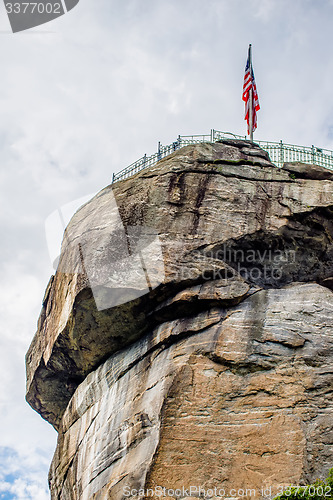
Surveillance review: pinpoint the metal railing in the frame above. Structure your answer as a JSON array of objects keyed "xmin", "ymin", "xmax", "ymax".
[{"xmin": 111, "ymin": 130, "xmax": 333, "ymax": 183}]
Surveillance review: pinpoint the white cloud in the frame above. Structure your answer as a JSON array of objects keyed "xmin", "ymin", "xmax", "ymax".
[{"xmin": 0, "ymin": 447, "xmax": 51, "ymax": 499}]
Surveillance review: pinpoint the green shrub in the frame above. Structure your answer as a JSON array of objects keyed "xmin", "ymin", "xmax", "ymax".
[{"xmin": 274, "ymin": 468, "xmax": 333, "ymax": 500}]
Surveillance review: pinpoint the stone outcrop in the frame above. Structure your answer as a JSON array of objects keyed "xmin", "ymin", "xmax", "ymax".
[{"xmin": 26, "ymin": 140, "xmax": 333, "ymax": 499}]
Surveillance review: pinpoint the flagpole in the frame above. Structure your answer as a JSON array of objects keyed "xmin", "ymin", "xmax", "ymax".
[{"xmin": 248, "ymin": 44, "xmax": 253, "ymax": 141}]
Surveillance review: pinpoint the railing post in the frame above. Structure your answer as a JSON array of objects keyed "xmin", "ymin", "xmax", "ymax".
[
  {"xmin": 279, "ymin": 140, "xmax": 284, "ymax": 167},
  {"xmin": 311, "ymin": 145, "xmax": 316, "ymax": 165},
  {"xmin": 157, "ymin": 142, "xmax": 161, "ymax": 161},
  {"xmin": 143, "ymin": 154, "xmax": 147, "ymax": 167},
  {"xmin": 112, "ymin": 172, "xmax": 115, "ymax": 183},
  {"xmin": 210, "ymin": 129, "xmax": 213, "ymax": 142},
  {"xmin": 178, "ymin": 135, "xmax": 181, "ymax": 149}
]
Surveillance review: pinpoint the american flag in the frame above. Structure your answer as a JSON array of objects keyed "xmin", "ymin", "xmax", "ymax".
[{"xmin": 242, "ymin": 51, "xmax": 260, "ymax": 135}]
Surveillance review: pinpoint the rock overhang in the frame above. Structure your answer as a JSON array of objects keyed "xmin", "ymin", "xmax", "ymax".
[{"xmin": 26, "ymin": 140, "xmax": 333, "ymax": 430}]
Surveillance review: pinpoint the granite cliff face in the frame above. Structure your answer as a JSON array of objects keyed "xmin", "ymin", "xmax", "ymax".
[{"xmin": 26, "ymin": 140, "xmax": 333, "ymax": 499}]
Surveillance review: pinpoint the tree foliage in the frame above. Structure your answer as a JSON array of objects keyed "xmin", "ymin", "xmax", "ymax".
[{"xmin": 275, "ymin": 469, "xmax": 333, "ymax": 500}]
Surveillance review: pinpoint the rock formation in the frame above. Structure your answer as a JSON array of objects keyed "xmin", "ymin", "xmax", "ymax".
[{"xmin": 26, "ymin": 140, "xmax": 333, "ymax": 499}]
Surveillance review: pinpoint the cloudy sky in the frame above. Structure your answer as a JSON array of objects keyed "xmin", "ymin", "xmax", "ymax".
[{"xmin": 1, "ymin": 0, "xmax": 333, "ymax": 497}]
